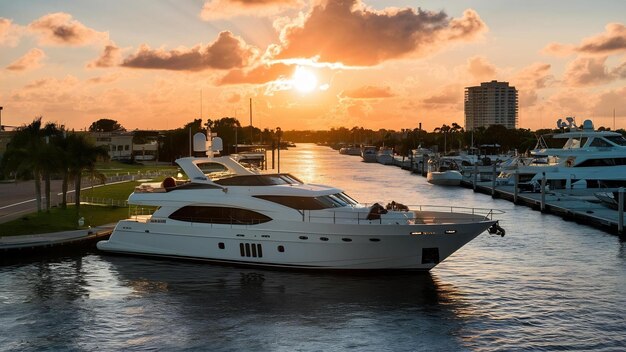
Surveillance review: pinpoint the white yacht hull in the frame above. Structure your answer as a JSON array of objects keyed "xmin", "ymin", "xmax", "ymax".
[
  {"xmin": 376, "ymin": 155, "xmax": 394, "ymax": 165},
  {"xmin": 97, "ymin": 218, "xmax": 493, "ymax": 270},
  {"xmin": 426, "ymin": 171, "xmax": 463, "ymax": 186}
]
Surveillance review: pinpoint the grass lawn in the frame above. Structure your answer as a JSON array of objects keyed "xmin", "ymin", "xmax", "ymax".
[
  {"xmin": 0, "ymin": 205, "xmax": 129, "ymax": 237},
  {"xmin": 82, "ymin": 181, "xmax": 141, "ymax": 201},
  {"xmin": 96, "ymin": 160, "xmax": 178, "ymax": 177}
]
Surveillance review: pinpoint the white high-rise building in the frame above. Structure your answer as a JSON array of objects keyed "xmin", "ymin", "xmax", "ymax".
[{"xmin": 464, "ymin": 80, "xmax": 518, "ymax": 131}]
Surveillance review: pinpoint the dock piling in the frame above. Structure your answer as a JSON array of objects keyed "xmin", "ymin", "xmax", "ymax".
[
  {"xmin": 473, "ymin": 162, "xmax": 478, "ymax": 191},
  {"xmin": 491, "ymin": 163, "xmax": 496, "ymax": 197},
  {"xmin": 540, "ymin": 172, "xmax": 546, "ymax": 212},
  {"xmin": 514, "ymin": 171, "xmax": 519, "ymax": 203},
  {"xmin": 619, "ymin": 187, "xmax": 624, "ymax": 234}
]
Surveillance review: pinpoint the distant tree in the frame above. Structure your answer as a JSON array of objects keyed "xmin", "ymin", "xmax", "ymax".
[
  {"xmin": 89, "ymin": 118, "xmax": 125, "ymax": 132},
  {"xmin": 434, "ymin": 124, "xmax": 451, "ymax": 154}
]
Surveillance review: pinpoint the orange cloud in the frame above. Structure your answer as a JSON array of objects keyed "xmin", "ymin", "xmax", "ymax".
[
  {"xmin": 122, "ymin": 31, "xmax": 257, "ymax": 71},
  {"xmin": 563, "ymin": 56, "xmax": 614, "ymax": 86},
  {"xmin": 512, "ymin": 62, "xmax": 554, "ymax": 107},
  {"xmin": 422, "ymin": 85, "xmax": 461, "ymax": 107},
  {"xmin": 87, "ymin": 42, "xmax": 121, "ymax": 68},
  {"xmin": 466, "ymin": 56, "xmax": 496, "ymax": 80},
  {"xmin": 591, "ymin": 86, "xmax": 626, "ymax": 118},
  {"xmin": 613, "ymin": 60, "xmax": 626, "ymax": 79},
  {"xmin": 226, "ymin": 92, "xmax": 241, "ymax": 103},
  {"xmin": 200, "ymin": 0, "xmax": 303, "ymax": 20},
  {"xmin": 0, "ymin": 17, "xmax": 23, "ymax": 47},
  {"xmin": 273, "ymin": 1, "xmax": 487, "ymax": 66},
  {"xmin": 340, "ymin": 85, "xmax": 393, "ymax": 99},
  {"xmin": 219, "ymin": 62, "xmax": 292, "ymax": 84},
  {"xmin": 6, "ymin": 48, "xmax": 46, "ymax": 71},
  {"xmin": 86, "ymin": 73, "xmax": 122, "ymax": 85},
  {"xmin": 543, "ymin": 23, "xmax": 626, "ymax": 56},
  {"xmin": 27, "ymin": 12, "xmax": 108, "ymax": 46}
]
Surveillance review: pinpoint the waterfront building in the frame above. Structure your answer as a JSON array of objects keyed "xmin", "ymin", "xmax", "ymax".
[
  {"xmin": 464, "ymin": 80, "xmax": 518, "ymax": 131},
  {"xmin": 90, "ymin": 131, "xmax": 159, "ymax": 162}
]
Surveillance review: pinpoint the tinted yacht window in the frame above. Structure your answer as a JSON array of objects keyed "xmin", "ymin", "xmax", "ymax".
[
  {"xmin": 169, "ymin": 206, "xmax": 271, "ymax": 224},
  {"xmin": 214, "ymin": 174, "xmax": 303, "ymax": 186},
  {"xmin": 254, "ymin": 194, "xmax": 354, "ymax": 210}
]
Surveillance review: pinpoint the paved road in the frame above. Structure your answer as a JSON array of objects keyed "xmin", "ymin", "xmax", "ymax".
[
  {"xmin": 0, "ymin": 180, "xmax": 66, "ymax": 223},
  {"xmin": 0, "ymin": 178, "xmax": 112, "ymax": 223}
]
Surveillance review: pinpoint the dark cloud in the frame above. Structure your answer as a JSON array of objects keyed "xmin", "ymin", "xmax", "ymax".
[
  {"xmin": 273, "ymin": 1, "xmax": 487, "ymax": 66},
  {"xmin": 121, "ymin": 31, "xmax": 256, "ymax": 71},
  {"xmin": 543, "ymin": 23, "xmax": 626, "ymax": 56},
  {"xmin": 27, "ymin": 12, "xmax": 107, "ymax": 46}
]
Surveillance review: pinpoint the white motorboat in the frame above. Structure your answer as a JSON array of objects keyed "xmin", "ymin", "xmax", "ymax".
[
  {"xmin": 376, "ymin": 147, "xmax": 395, "ymax": 165},
  {"xmin": 426, "ymin": 157, "xmax": 463, "ymax": 186},
  {"xmin": 97, "ymin": 132, "xmax": 504, "ymax": 271},
  {"xmin": 339, "ymin": 144, "xmax": 361, "ymax": 156},
  {"xmin": 361, "ymin": 146, "xmax": 377, "ymax": 163}
]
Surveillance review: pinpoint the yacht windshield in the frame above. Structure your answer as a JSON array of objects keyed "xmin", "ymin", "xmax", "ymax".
[{"xmin": 605, "ymin": 135, "xmax": 626, "ymax": 146}]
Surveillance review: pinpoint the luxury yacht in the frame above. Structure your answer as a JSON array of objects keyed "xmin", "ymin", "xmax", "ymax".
[
  {"xmin": 497, "ymin": 118, "xmax": 626, "ymax": 189},
  {"xmin": 97, "ymin": 133, "xmax": 504, "ymax": 271}
]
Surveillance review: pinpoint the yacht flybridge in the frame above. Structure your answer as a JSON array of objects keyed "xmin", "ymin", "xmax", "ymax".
[{"xmin": 97, "ymin": 133, "xmax": 504, "ymax": 271}]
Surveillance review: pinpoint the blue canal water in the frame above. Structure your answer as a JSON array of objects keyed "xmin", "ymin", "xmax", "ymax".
[{"xmin": 1, "ymin": 144, "xmax": 625, "ymax": 351}]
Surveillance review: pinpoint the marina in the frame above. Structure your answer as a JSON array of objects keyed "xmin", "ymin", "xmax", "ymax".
[{"xmin": 1, "ymin": 143, "xmax": 625, "ymax": 351}]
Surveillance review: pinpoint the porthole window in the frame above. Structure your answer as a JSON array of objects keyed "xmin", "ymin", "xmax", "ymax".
[
  {"xmin": 299, "ymin": 236, "xmax": 308, "ymax": 240},
  {"xmin": 278, "ymin": 245, "xmax": 285, "ymax": 252},
  {"xmin": 320, "ymin": 237, "xmax": 329, "ymax": 241},
  {"xmin": 369, "ymin": 238, "xmax": 380, "ymax": 242},
  {"xmin": 218, "ymin": 242, "xmax": 225, "ymax": 249},
  {"xmin": 342, "ymin": 238, "xmax": 352, "ymax": 242}
]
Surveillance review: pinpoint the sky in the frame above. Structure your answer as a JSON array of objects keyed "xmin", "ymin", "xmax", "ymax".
[{"xmin": 1, "ymin": 0, "xmax": 625, "ymax": 132}]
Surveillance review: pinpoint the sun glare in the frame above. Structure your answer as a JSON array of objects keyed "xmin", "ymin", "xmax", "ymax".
[{"xmin": 292, "ymin": 66, "xmax": 318, "ymax": 93}]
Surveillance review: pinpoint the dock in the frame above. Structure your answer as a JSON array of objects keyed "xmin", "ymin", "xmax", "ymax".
[{"xmin": 0, "ymin": 225, "xmax": 114, "ymax": 265}]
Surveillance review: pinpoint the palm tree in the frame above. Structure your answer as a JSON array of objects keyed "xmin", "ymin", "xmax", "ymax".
[
  {"xmin": 434, "ymin": 124, "xmax": 451, "ymax": 154},
  {"xmin": 1, "ymin": 118, "xmax": 49, "ymax": 212},
  {"xmin": 65, "ymin": 133, "xmax": 109, "ymax": 209}
]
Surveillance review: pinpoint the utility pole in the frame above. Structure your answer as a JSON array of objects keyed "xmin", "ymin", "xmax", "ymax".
[
  {"xmin": 249, "ymin": 98, "xmax": 253, "ymax": 144},
  {"xmin": 0, "ymin": 106, "xmax": 3, "ymax": 131}
]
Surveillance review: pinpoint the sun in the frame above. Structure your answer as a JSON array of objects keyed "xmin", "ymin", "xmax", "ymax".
[{"xmin": 292, "ymin": 66, "xmax": 318, "ymax": 93}]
